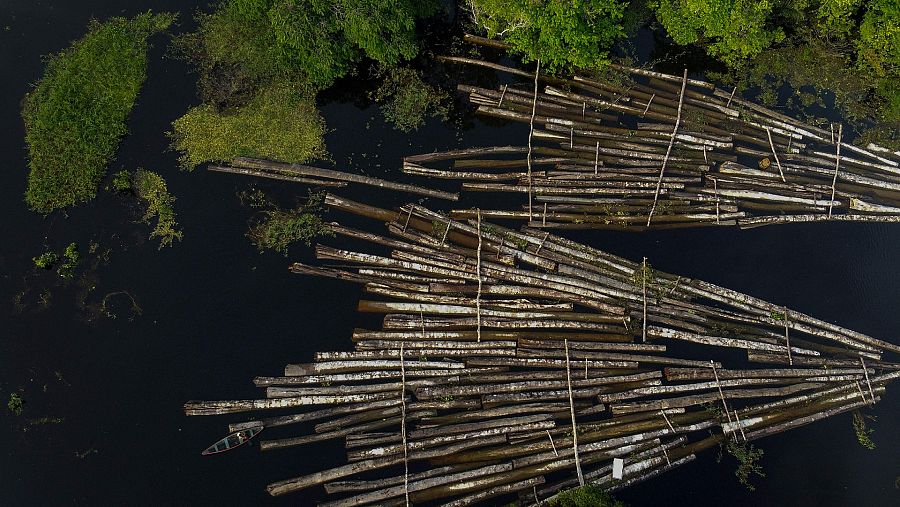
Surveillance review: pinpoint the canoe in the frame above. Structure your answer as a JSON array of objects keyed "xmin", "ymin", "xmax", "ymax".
[{"xmin": 201, "ymin": 425, "xmax": 263, "ymax": 455}]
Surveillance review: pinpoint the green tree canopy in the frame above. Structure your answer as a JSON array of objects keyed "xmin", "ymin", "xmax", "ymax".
[
  {"xmin": 651, "ymin": 0, "xmax": 784, "ymax": 66},
  {"xmin": 467, "ymin": 0, "xmax": 627, "ymax": 72},
  {"xmin": 187, "ymin": 0, "xmax": 437, "ymax": 92}
]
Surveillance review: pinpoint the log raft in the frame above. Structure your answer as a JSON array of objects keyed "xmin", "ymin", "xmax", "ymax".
[
  {"xmin": 402, "ymin": 49, "xmax": 900, "ymax": 230},
  {"xmin": 185, "ymin": 196, "xmax": 900, "ymax": 504}
]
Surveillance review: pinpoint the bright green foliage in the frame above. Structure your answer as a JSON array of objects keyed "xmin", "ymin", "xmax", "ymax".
[
  {"xmin": 57, "ymin": 243, "xmax": 81, "ymax": 279},
  {"xmin": 816, "ymin": 0, "xmax": 864, "ymax": 37},
  {"xmin": 111, "ymin": 170, "xmax": 133, "ymax": 192},
  {"xmin": 855, "ymin": 0, "xmax": 900, "ymax": 147},
  {"xmin": 184, "ymin": 0, "xmax": 437, "ymax": 92},
  {"xmin": 248, "ymin": 192, "xmax": 333, "ymax": 254},
  {"xmin": 726, "ymin": 440, "xmax": 765, "ymax": 491},
  {"xmin": 22, "ymin": 13, "xmax": 175, "ymax": 213},
  {"xmin": 857, "ymin": 0, "xmax": 900, "ymax": 78},
  {"xmin": 249, "ymin": 210, "xmax": 332, "ymax": 254},
  {"xmin": 133, "ymin": 169, "xmax": 183, "ymax": 249},
  {"xmin": 33, "ymin": 251, "xmax": 58, "ymax": 270},
  {"xmin": 171, "ymin": 84, "xmax": 326, "ymax": 169},
  {"xmin": 7, "ymin": 393, "xmax": 24, "ymax": 416},
  {"xmin": 371, "ymin": 67, "xmax": 448, "ymax": 132},
  {"xmin": 468, "ymin": 0, "xmax": 627, "ymax": 71},
  {"xmin": 652, "ymin": 0, "xmax": 784, "ymax": 66},
  {"xmin": 548, "ymin": 485, "xmax": 624, "ymax": 507},
  {"xmin": 852, "ymin": 410, "xmax": 876, "ymax": 450}
]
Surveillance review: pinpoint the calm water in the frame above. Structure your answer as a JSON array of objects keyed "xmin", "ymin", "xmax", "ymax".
[{"xmin": 1, "ymin": 2, "xmax": 899, "ymax": 505}]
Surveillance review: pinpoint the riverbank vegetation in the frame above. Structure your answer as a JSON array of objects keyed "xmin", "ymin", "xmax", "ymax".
[
  {"xmin": 171, "ymin": 0, "xmax": 441, "ymax": 166},
  {"xmin": 23, "ymin": 12, "xmax": 175, "ymax": 213}
]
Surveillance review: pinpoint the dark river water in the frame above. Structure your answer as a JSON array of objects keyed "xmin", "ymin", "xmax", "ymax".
[{"xmin": 2, "ymin": 1, "xmax": 899, "ymax": 505}]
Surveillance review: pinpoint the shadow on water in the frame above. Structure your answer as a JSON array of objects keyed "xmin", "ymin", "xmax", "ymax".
[{"xmin": 1, "ymin": 1, "xmax": 899, "ymax": 505}]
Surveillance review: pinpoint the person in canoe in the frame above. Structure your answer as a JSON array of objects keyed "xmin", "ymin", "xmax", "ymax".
[{"xmin": 201, "ymin": 425, "xmax": 263, "ymax": 455}]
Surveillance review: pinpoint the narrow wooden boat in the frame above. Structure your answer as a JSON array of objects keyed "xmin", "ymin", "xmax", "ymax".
[{"xmin": 201, "ymin": 425, "xmax": 263, "ymax": 455}]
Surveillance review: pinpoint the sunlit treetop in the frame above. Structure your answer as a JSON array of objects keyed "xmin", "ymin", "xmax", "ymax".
[{"xmin": 467, "ymin": 0, "xmax": 627, "ymax": 72}]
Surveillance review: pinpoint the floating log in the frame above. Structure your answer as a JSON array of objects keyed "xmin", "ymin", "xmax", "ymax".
[
  {"xmin": 187, "ymin": 197, "xmax": 898, "ymax": 504},
  {"xmin": 211, "ymin": 157, "xmax": 458, "ymax": 201},
  {"xmin": 403, "ymin": 51, "xmax": 900, "ymax": 229}
]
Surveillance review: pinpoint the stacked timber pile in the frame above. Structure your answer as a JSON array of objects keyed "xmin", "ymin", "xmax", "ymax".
[
  {"xmin": 400, "ymin": 39, "xmax": 900, "ymax": 230},
  {"xmin": 185, "ymin": 195, "xmax": 900, "ymax": 504}
]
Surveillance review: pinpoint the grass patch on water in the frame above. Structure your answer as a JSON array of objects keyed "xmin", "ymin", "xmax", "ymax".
[
  {"xmin": 170, "ymin": 83, "xmax": 326, "ymax": 170},
  {"xmin": 247, "ymin": 191, "xmax": 333, "ymax": 255},
  {"xmin": 22, "ymin": 12, "xmax": 175, "ymax": 213},
  {"xmin": 133, "ymin": 169, "xmax": 183, "ymax": 249}
]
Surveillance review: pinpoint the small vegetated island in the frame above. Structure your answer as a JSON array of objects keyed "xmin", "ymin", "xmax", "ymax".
[{"xmin": 22, "ymin": 12, "xmax": 175, "ymax": 213}]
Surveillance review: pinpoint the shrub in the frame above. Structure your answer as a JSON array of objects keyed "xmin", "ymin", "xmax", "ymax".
[
  {"xmin": 33, "ymin": 251, "xmax": 59, "ymax": 270},
  {"xmin": 111, "ymin": 170, "xmax": 133, "ymax": 192},
  {"xmin": 548, "ymin": 485, "xmax": 624, "ymax": 507},
  {"xmin": 7, "ymin": 393, "xmax": 24, "ymax": 416},
  {"xmin": 725, "ymin": 440, "xmax": 765, "ymax": 491},
  {"xmin": 852, "ymin": 410, "xmax": 876, "ymax": 450},
  {"xmin": 371, "ymin": 67, "xmax": 448, "ymax": 132},
  {"xmin": 22, "ymin": 12, "xmax": 175, "ymax": 213},
  {"xmin": 57, "ymin": 243, "xmax": 81, "ymax": 279},
  {"xmin": 247, "ymin": 192, "xmax": 333, "ymax": 254},
  {"xmin": 133, "ymin": 169, "xmax": 183, "ymax": 249},
  {"xmin": 170, "ymin": 83, "xmax": 327, "ymax": 169}
]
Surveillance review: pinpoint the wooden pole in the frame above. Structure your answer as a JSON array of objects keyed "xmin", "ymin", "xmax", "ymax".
[
  {"xmin": 647, "ymin": 69, "xmax": 688, "ymax": 226},
  {"xmin": 528, "ymin": 59, "xmax": 541, "ymax": 220},
  {"xmin": 710, "ymin": 360, "xmax": 734, "ymax": 426},
  {"xmin": 642, "ymin": 94, "xmax": 655, "ymax": 116},
  {"xmin": 714, "ymin": 178, "xmax": 720, "ymax": 224},
  {"xmin": 546, "ymin": 430, "xmax": 559, "ymax": 457},
  {"xmin": 726, "ymin": 86, "xmax": 736, "ymax": 108},
  {"xmin": 784, "ymin": 307, "xmax": 793, "ymax": 366},
  {"xmin": 860, "ymin": 357, "xmax": 875, "ymax": 404},
  {"xmin": 497, "ymin": 84, "xmax": 508, "ymax": 107},
  {"xmin": 400, "ymin": 344, "xmax": 409, "ymax": 507},
  {"xmin": 476, "ymin": 209, "xmax": 483, "ymax": 343},
  {"xmin": 565, "ymin": 339, "xmax": 585, "ymax": 486},
  {"xmin": 828, "ymin": 124, "xmax": 843, "ymax": 218},
  {"xmin": 765, "ymin": 127, "xmax": 786, "ymax": 183},
  {"xmin": 642, "ymin": 257, "xmax": 648, "ymax": 343}
]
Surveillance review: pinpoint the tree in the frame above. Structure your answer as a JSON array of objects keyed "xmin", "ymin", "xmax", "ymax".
[
  {"xmin": 651, "ymin": 0, "xmax": 784, "ymax": 66},
  {"xmin": 467, "ymin": 0, "xmax": 627, "ymax": 72},
  {"xmin": 184, "ymin": 0, "xmax": 438, "ymax": 93}
]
